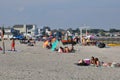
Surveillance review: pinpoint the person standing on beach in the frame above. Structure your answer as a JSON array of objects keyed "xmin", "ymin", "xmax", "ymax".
[{"xmin": 11, "ymin": 39, "xmax": 15, "ymax": 51}]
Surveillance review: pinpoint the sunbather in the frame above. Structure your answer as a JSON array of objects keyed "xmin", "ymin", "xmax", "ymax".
[
  {"xmin": 90, "ymin": 56, "xmax": 95, "ymax": 65},
  {"xmin": 94, "ymin": 57, "xmax": 101, "ymax": 67},
  {"xmin": 69, "ymin": 44, "xmax": 75, "ymax": 52},
  {"xmin": 58, "ymin": 47, "xmax": 64, "ymax": 53},
  {"xmin": 76, "ymin": 59, "xmax": 90, "ymax": 66},
  {"xmin": 64, "ymin": 47, "xmax": 69, "ymax": 53}
]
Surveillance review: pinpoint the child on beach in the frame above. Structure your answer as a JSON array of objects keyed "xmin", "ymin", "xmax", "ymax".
[{"xmin": 11, "ymin": 39, "xmax": 15, "ymax": 51}]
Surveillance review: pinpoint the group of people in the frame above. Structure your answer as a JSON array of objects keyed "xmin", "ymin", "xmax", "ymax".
[
  {"xmin": 43, "ymin": 37, "xmax": 75, "ymax": 53},
  {"xmin": 43, "ymin": 37, "xmax": 56, "ymax": 49},
  {"xmin": 82, "ymin": 37, "xmax": 96, "ymax": 46},
  {"xmin": 76, "ymin": 56, "xmax": 100, "ymax": 67},
  {"xmin": 11, "ymin": 38, "xmax": 36, "ymax": 51},
  {"xmin": 77, "ymin": 56, "xmax": 120, "ymax": 68}
]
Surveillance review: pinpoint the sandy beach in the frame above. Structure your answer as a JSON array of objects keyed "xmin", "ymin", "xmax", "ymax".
[{"xmin": 0, "ymin": 40, "xmax": 120, "ymax": 80}]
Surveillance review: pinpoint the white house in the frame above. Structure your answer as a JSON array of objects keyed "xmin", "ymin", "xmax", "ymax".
[
  {"xmin": 0, "ymin": 27, "xmax": 19, "ymax": 39},
  {"xmin": 13, "ymin": 24, "xmax": 38, "ymax": 38}
]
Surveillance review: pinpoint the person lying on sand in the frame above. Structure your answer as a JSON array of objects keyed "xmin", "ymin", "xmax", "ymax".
[
  {"xmin": 69, "ymin": 44, "xmax": 75, "ymax": 52},
  {"xmin": 58, "ymin": 45, "xmax": 75, "ymax": 53},
  {"xmin": 94, "ymin": 57, "xmax": 101, "ymax": 67},
  {"xmin": 75, "ymin": 57, "xmax": 95, "ymax": 66},
  {"xmin": 75, "ymin": 56, "xmax": 101, "ymax": 67},
  {"xmin": 76, "ymin": 56, "xmax": 120, "ymax": 68},
  {"xmin": 90, "ymin": 56, "xmax": 95, "ymax": 65},
  {"xmin": 75, "ymin": 59, "xmax": 90, "ymax": 66},
  {"xmin": 58, "ymin": 47, "xmax": 64, "ymax": 53},
  {"xmin": 58, "ymin": 46, "xmax": 69, "ymax": 53}
]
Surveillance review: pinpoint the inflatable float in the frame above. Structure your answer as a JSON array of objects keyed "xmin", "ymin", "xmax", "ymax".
[{"xmin": 107, "ymin": 44, "xmax": 120, "ymax": 46}]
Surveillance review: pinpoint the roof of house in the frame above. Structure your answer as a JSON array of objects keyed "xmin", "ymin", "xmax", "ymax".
[{"xmin": 13, "ymin": 25, "xmax": 24, "ymax": 28}]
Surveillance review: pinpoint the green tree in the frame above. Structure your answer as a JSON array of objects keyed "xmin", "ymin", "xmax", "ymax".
[
  {"xmin": 109, "ymin": 28, "xmax": 119, "ymax": 33},
  {"xmin": 99, "ymin": 29, "xmax": 105, "ymax": 36}
]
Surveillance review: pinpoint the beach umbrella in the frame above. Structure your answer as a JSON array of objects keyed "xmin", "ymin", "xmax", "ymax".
[
  {"xmin": 56, "ymin": 40, "xmax": 64, "ymax": 49},
  {"xmin": 51, "ymin": 40, "xmax": 59, "ymax": 51}
]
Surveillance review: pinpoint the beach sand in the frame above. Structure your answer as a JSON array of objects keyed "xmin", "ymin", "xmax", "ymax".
[{"xmin": 0, "ymin": 40, "xmax": 120, "ymax": 80}]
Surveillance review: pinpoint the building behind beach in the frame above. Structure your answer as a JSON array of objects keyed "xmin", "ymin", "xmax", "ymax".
[
  {"xmin": 0, "ymin": 27, "xmax": 19, "ymax": 39},
  {"xmin": 13, "ymin": 24, "xmax": 38, "ymax": 38}
]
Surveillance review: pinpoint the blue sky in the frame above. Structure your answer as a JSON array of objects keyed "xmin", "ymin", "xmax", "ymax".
[{"xmin": 0, "ymin": 0, "xmax": 120, "ymax": 30}]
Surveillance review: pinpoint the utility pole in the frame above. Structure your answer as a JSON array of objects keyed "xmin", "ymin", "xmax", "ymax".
[
  {"xmin": 80, "ymin": 28, "xmax": 82, "ymax": 44},
  {"xmin": 86, "ymin": 28, "xmax": 87, "ymax": 37}
]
